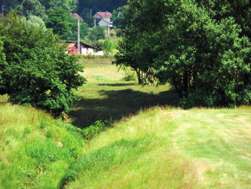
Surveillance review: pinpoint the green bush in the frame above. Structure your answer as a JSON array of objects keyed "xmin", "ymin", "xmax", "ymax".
[
  {"xmin": 0, "ymin": 12, "xmax": 86, "ymax": 115},
  {"xmin": 81, "ymin": 120, "xmax": 111, "ymax": 140}
]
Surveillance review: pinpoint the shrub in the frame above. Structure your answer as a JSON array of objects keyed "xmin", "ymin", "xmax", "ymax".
[{"xmin": 0, "ymin": 12, "xmax": 86, "ymax": 115}]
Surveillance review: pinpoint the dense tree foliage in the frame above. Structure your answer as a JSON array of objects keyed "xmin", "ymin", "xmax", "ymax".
[
  {"xmin": 115, "ymin": 0, "xmax": 251, "ymax": 107},
  {"xmin": 39, "ymin": 0, "xmax": 78, "ymax": 12},
  {"xmin": 67, "ymin": 15, "xmax": 89, "ymax": 41},
  {"xmin": 78, "ymin": 8, "xmax": 94, "ymax": 27},
  {"xmin": 1, "ymin": 0, "xmax": 125, "ymax": 41},
  {"xmin": 0, "ymin": 13, "xmax": 85, "ymax": 115},
  {"xmin": 78, "ymin": 0, "xmax": 125, "ymax": 16},
  {"xmin": 16, "ymin": 0, "xmax": 47, "ymax": 20},
  {"xmin": 26, "ymin": 14, "xmax": 46, "ymax": 30},
  {"xmin": 112, "ymin": 5, "xmax": 128, "ymax": 28},
  {"xmin": 45, "ymin": 8, "xmax": 72, "ymax": 40},
  {"xmin": 89, "ymin": 26, "xmax": 106, "ymax": 42}
]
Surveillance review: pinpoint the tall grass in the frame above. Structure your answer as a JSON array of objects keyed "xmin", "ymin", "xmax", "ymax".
[{"xmin": 0, "ymin": 103, "xmax": 85, "ymax": 188}]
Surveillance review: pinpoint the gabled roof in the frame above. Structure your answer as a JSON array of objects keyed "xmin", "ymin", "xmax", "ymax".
[
  {"xmin": 95, "ymin": 12, "xmax": 112, "ymax": 19},
  {"xmin": 70, "ymin": 13, "xmax": 84, "ymax": 21},
  {"xmin": 66, "ymin": 42, "xmax": 96, "ymax": 49}
]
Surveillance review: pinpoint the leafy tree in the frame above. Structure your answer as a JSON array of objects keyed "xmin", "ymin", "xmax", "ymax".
[
  {"xmin": 46, "ymin": 8, "xmax": 72, "ymax": 40},
  {"xmin": 89, "ymin": 26, "xmax": 106, "ymax": 41},
  {"xmin": 91, "ymin": 41, "xmax": 104, "ymax": 51},
  {"xmin": 77, "ymin": 0, "xmax": 126, "ymax": 16},
  {"xmin": 0, "ymin": 12, "xmax": 85, "ymax": 115},
  {"xmin": 68, "ymin": 15, "xmax": 89, "ymax": 41},
  {"xmin": 0, "ymin": 0, "xmax": 18, "ymax": 14},
  {"xmin": 40, "ymin": 0, "xmax": 78, "ymax": 12},
  {"xmin": 26, "ymin": 15, "xmax": 47, "ymax": 30},
  {"xmin": 103, "ymin": 39, "xmax": 113, "ymax": 53},
  {"xmin": 16, "ymin": 0, "xmax": 47, "ymax": 20},
  {"xmin": 79, "ymin": 8, "xmax": 94, "ymax": 27},
  {"xmin": 114, "ymin": 36, "xmax": 149, "ymax": 84},
  {"xmin": 115, "ymin": 0, "xmax": 251, "ymax": 107},
  {"xmin": 0, "ymin": 41, "xmax": 7, "ymax": 93},
  {"xmin": 112, "ymin": 5, "xmax": 128, "ymax": 28}
]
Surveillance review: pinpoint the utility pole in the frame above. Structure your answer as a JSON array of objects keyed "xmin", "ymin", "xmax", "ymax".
[
  {"xmin": 78, "ymin": 19, "xmax": 80, "ymax": 55},
  {"xmin": 1, "ymin": 5, "xmax": 4, "ymax": 20},
  {"xmin": 106, "ymin": 11, "xmax": 109, "ymax": 37}
]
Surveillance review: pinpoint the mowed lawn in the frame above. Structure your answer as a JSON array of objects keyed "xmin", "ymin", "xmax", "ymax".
[{"xmin": 66, "ymin": 107, "xmax": 251, "ymax": 188}]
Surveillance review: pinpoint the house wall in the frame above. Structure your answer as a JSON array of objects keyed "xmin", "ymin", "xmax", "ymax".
[
  {"xmin": 68, "ymin": 45, "xmax": 78, "ymax": 54},
  {"xmin": 98, "ymin": 19, "xmax": 109, "ymax": 27},
  {"xmin": 82, "ymin": 47, "xmax": 94, "ymax": 55}
]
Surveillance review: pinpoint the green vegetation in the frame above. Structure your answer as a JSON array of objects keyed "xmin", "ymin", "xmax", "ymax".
[
  {"xmin": 0, "ymin": 102, "xmax": 85, "ymax": 188},
  {"xmin": 46, "ymin": 8, "xmax": 73, "ymax": 39},
  {"xmin": 66, "ymin": 106, "xmax": 251, "ymax": 188},
  {"xmin": 0, "ymin": 0, "xmax": 125, "ymax": 43},
  {"xmin": 0, "ymin": 13, "xmax": 85, "ymax": 115},
  {"xmin": 1, "ymin": 1, "xmax": 251, "ymax": 188},
  {"xmin": 115, "ymin": 0, "xmax": 251, "ymax": 107},
  {"xmin": 1, "ymin": 59, "xmax": 251, "ymax": 188},
  {"xmin": 70, "ymin": 57, "xmax": 177, "ymax": 127}
]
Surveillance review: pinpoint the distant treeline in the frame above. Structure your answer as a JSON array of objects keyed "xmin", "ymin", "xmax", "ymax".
[{"xmin": 0, "ymin": 0, "xmax": 126, "ymax": 16}]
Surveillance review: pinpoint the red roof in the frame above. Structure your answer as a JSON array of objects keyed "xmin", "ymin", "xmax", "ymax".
[
  {"xmin": 97, "ymin": 12, "xmax": 112, "ymax": 18},
  {"xmin": 68, "ymin": 43, "xmax": 76, "ymax": 48},
  {"xmin": 70, "ymin": 13, "xmax": 84, "ymax": 21}
]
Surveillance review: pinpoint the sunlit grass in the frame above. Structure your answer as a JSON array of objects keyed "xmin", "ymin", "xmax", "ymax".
[
  {"xmin": 66, "ymin": 106, "xmax": 251, "ymax": 188},
  {"xmin": 0, "ymin": 103, "xmax": 85, "ymax": 188},
  {"xmin": 70, "ymin": 57, "xmax": 178, "ymax": 127}
]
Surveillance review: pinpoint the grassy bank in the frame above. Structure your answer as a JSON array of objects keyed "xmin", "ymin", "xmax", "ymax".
[
  {"xmin": 0, "ymin": 103, "xmax": 85, "ymax": 188},
  {"xmin": 65, "ymin": 106, "xmax": 251, "ymax": 188}
]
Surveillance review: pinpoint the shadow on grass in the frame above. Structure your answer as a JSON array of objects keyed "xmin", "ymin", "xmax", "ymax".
[
  {"xmin": 69, "ymin": 86, "xmax": 179, "ymax": 129},
  {"xmin": 98, "ymin": 83, "xmax": 135, "ymax": 87}
]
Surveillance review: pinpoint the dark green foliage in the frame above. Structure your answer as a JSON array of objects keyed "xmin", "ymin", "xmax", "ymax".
[
  {"xmin": 68, "ymin": 15, "xmax": 89, "ymax": 41},
  {"xmin": 112, "ymin": 5, "xmax": 128, "ymax": 28},
  {"xmin": 81, "ymin": 120, "xmax": 111, "ymax": 140},
  {"xmin": 45, "ymin": 8, "xmax": 72, "ymax": 40},
  {"xmin": 77, "ymin": 0, "xmax": 126, "ymax": 16},
  {"xmin": 115, "ymin": 0, "xmax": 251, "ymax": 107},
  {"xmin": 92, "ymin": 41, "xmax": 105, "ymax": 51},
  {"xmin": 0, "ymin": 12, "xmax": 86, "ymax": 115},
  {"xmin": 39, "ymin": 0, "xmax": 78, "ymax": 12},
  {"xmin": 15, "ymin": 0, "xmax": 47, "ymax": 20},
  {"xmin": 79, "ymin": 8, "xmax": 94, "ymax": 27},
  {"xmin": 89, "ymin": 26, "xmax": 106, "ymax": 41}
]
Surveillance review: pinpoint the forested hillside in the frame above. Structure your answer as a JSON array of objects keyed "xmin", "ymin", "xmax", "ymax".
[
  {"xmin": 0, "ymin": 0, "xmax": 125, "ymax": 15},
  {"xmin": 0, "ymin": 0, "xmax": 125, "ymax": 39}
]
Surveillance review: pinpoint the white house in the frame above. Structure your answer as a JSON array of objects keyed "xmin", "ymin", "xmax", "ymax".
[{"xmin": 93, "ymin": 11, "xmax": 112, "ymax": 27}]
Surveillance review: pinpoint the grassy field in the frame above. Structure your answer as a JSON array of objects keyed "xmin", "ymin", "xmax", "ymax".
[
  {"xmin": 0, "ymin": 57, "xmax": 251, "ymax": 188},
  {"xmin": 66, "ymin": 107, "xmax": 251, "ymax": 188},
  {"xmin": 70, "ymin": 57, "xmax": 178, "ymax": 128}
]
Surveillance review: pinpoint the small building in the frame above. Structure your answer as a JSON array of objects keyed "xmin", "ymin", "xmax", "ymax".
[
  {"xmin": 66, "ymin": 42, "xmax": 96, "ymax": 55},
  {"xmin": 93, "ymin": 11, "xmax": 112, "ymax": 27}
]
